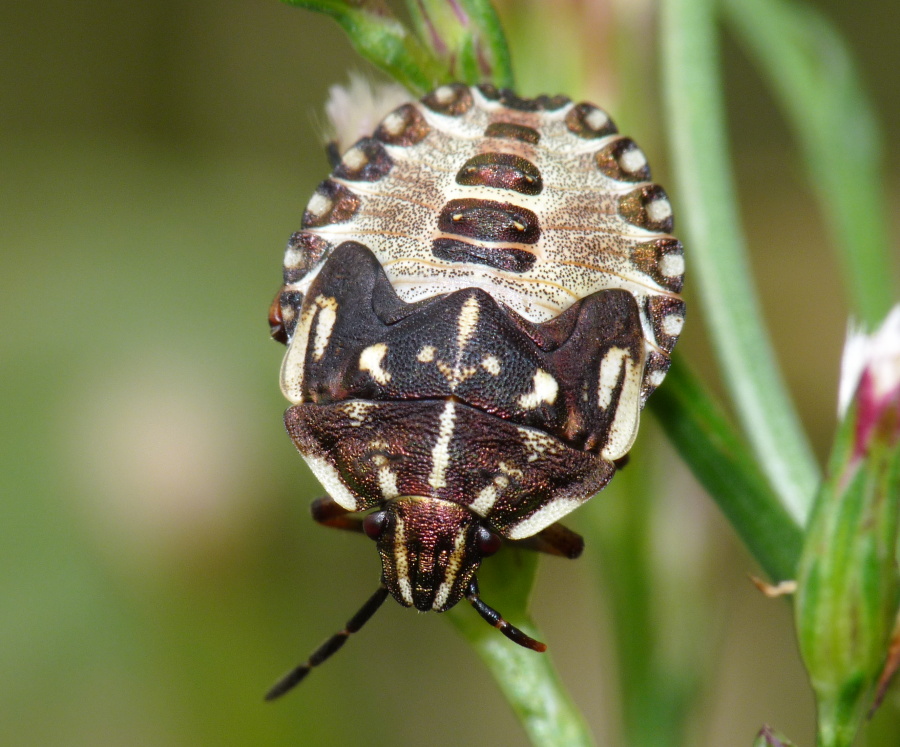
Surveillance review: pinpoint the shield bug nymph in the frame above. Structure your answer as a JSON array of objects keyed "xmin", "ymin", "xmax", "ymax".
[{"xmin": 266, "ymin": 83, "xmax": 685, "ymax": 699}]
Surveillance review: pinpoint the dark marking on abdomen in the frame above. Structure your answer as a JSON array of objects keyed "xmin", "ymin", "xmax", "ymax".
[
  {"xmin": 456, "ymin": 153, "xmax": 543, "ymax": 196},
  {"xmin": 438, "ymin": 199, "xmax": 541, "ymax": 244},
  {"xmin": 432, "ymin": 238, "xmax": 536, "ymax": 273},
  {"xmin": 484, "ymin": 122, "xmax": 541, "ymax": 144}
]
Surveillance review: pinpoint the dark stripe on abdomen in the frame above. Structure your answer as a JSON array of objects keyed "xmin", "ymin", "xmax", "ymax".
[
  {"xmin": 456, "ymin": 153, "xmax": 542, "ymax": 195},
  {"xmin": 432, "ymin": 238, "xmax": 536, "ymax": 273},
  {"xmin": 438, "ymin": 198, "xmax": 541, "ymax": 244},
  {"xmin": 484, "ymin": 122, "xmax": 541, "ymax": 144}
]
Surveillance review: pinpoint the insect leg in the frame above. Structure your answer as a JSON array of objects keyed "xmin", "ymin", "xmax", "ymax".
[
  {"xmin": 465, "ymin": 577, "xmax": 547, "ymax": 652},
  {"xmin": 511, "ymin": 522, "xmax": 584, "ymax": 559},
  {"xmin": 310, "ymin": 495, "xmax": 366, "ymax": 533},
  {"xmin": 265, "ymin": 584, "xmax": 390, "ymax": 700}
]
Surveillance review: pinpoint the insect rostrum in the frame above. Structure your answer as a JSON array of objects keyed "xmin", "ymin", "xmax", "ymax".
[{"xmin": 266, "ymin": 83, "xmax": 685, "ymax": 698}]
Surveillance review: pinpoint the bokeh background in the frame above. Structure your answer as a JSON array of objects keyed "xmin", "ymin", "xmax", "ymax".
[{"xmin": 2, "ymin": 1, "xmax": 898, "ymax": 744}]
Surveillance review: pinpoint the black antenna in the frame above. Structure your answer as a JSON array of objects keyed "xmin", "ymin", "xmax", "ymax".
[
  {"xmin": 265, "ymin": 584, "xmax": 390, "ymax": 701},
  {"xmin": 465, "ymin": 577, "xmax": 547, "ymax": 652}
]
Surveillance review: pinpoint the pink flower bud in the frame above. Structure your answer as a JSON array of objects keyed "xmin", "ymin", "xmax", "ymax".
[{"xmin": 838, "ymin": 306, "xmax": 900, "ymax": 460}]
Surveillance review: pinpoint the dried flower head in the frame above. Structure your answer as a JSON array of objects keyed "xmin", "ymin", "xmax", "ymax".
[
  {"xmin": 838, "ymin": 305, "xmax": 900, "ymax": 458},
  {"xmin": 323, "ymin": 74, "xmax": 412, "ymax": 156}
]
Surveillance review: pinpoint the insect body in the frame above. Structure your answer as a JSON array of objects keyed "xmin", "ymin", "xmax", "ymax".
[{"xmin": 267, "ymin": 83, "xmax": 684, "ymax": 698}]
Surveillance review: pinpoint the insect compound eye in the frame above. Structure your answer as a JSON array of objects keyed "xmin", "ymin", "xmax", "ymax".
[
  {"xmin": 363, "ymin": 510, "xmax": 388, "ymax": 541},
  {"xmin": 475, "ymin": 526, "xmax": 502, "ymax": 557}
]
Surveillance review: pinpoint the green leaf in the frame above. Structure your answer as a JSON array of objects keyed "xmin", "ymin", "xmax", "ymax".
[
  {"xmin": 650, "ymin": 356, "xmax": 803, "ymax": 581},
  {"xmin": 724, "ymin": 0, "xmax": 897, "ymax": 328},
  {"xmin": 446, "ymin": 549, "xmax": 594, "ymax": 747},
  {"xmin": 659, "ymin": 0, "xmax": 820, "ymax": 524},
  {"xmin": 280, "ymin": 0, "xmax": 449, "ymax": 93}
]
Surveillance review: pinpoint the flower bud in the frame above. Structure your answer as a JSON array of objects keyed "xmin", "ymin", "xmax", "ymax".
[{"xmin": 795, "ymin": 306, "xmax": 900, "ymax": 747}]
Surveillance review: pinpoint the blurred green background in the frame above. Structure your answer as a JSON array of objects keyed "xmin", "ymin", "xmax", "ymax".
[{"xmin": 1, "ymin": 1, "xmax": 897, "ymax": 744}]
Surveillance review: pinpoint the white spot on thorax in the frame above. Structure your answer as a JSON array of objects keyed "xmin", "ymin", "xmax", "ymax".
[
  {"xmin": 507, "ymin": 496, "xmax": 583, "ymax": 540},
  {"xmin": 359, "ymin": 343, "xmax": 391, "ymax": 384},
  {"xmin": 457, "ymin": 295, "xmax": 481, "ymax": 351},
  {"xmin": 518, "ymin": 369, "xmax": 559, "ymax": 409},
  {"xmin": 469, "ymin": 485, "xmax": 498, "ymax": 516},
  {"xmin": 378, "ymin": 466, "xmax": 399, "ymax": 500},
  {"xmin": 481, "ymin": 356, "xmax": 501, "ymax": 376},
  {"xmin": 597, "ymin": 347, "xmax": 630, "ymax": 410},
  {"xmin": 312, "ymin": 296, "xmax": 338, "ymax": 360},
  {"xmin": 340, "ymin": 400, "xmax": 373, "ymax": 426},
  {"xmin": 428, "ymin": 401, "xmax": 457, "ymax": 490},
  {"xmin": 517, "ymin": 428, "xmax": 561, "ymax": 462},
  {"xmin": 280, "ymin": 296, "xmax": 324, "ymax": 403},
  {"xmin": 601, "ymin": 349, "xmax": 644, "ymax": 461},
  {"xmin": 303, "ymin": 454, "xmax": 358, "ymax": 511}
]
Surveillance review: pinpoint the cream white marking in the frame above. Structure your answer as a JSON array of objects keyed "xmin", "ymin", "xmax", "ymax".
[
  {"xmin": 646, "ymin": 198, "xmax": 672, "ymax": 223},
  {"xmin": 662, "ymin": 313, "xmax": 684, "ymax": 338},
  {"xmin": 436, "ymin": 361, "xmax": 476, "ymax": 386},
  {"xmin": 340, "ymin": 400, "xmax": 373, "ymax": 426},
  {"xmin": 518, "ymin": 369, "xmax": 559, "ymax": 409},
  {"xmin": 649, "ymin": 367, "xmax": 667, "ymax": 388},
  {"xmin": 428, "ymin": 401, "xmax": 457, "ymax": 490},
  {"xmin": 359, "ymin": 343, "xmax": 391, "ymax": 384},
  {"xmin": 508, "ymin": 496, "xmax": 583, "ymax": 540},
  {"xmin": 481, "ymin": 355, "xmax": 501, "ymax": 376},
  {"xmin": 304, "ymin": 454, "xmax": 358, "ymax": 511},
  {"xmin": 394, "ymin": 514, "xmax": 414, "ymax": 606},
  {"xmin": 342, "ymin": 146, "xmax": 368, "ymax": 171},
  {"xmin": 417, "ymin": 345, "xmax": 436, "ymax": 363},
  {"xmin": 601, "ymin": 350, "xmax": 644, "ymax": 461},
  {"xmin": 312, "ymin": 296, "xmax": 338, "ymax": 360},
  {"xmin": 619, "ymin": 146, "xmax": 648, "ymax": 174},
  {"xmin": 381, "ymin": 111, "xmax": 406, "ymax": 136},
  {"xmin": 279, "ymin": 300, "xmax": 320, "ymax": 403},
  {"xmin": 517, "ymin": 428, "xmax": 561, "ymax": 462},
  {"xmin": 597, "ymin": 347, "xmax": 630, "ymax": 410},
  {"xmin": 434, "ymin": 86, "xmax": 455, "ymax": 104},
  {"xmin": 585, "ymin": 108, "xmax": 609, "ymax": 131},
  {"xmin": 457, "ymin": 295, "xmax": 480, "ymax": 351},
  {"xmin": 306, "ymin": 192, "xmax": 332, "ymax": 218},
  {"xmin": 659, "ymin": 252, "xmax": 685, "ymax": 278},
  {"xmin": 497, "ymin": 461, "xmax": 524, "ymax": 480},
  {"xmin": 283, "ymin": 245, "xmax": 304, "ymax": 269},
  {"xmin": 378, "ymin": 466, "xmax": 399, "ymax": 500},
  {"xmin": 469, "ymin": 485, "xmax": 498, "ymax": 516},
  {"xmin": 433, "ymin": 526, "xmax": 468, "ymax": 610}
]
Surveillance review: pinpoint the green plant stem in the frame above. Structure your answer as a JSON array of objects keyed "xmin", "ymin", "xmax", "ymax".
[
  {"xmin": 446, "ymin": 549, "xmax": 594, "ymax": 747},
  {"xmin": 281, "ymin": 0, "xmax": 448, "ymax": 93},
  {"xmin": 724, "ymin": 0, "xmax": 897, "ymax": 328},
  {"xmin": 583, "ymin": 437, "xmax": 706, "ymax": 747},
  {"xmin": 650, "ymin": 357, "xmax": 803, "ymax": 581},
  {"xmin": 659, "ymin": 0, "xmax": 820, "ymax": 525}
]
